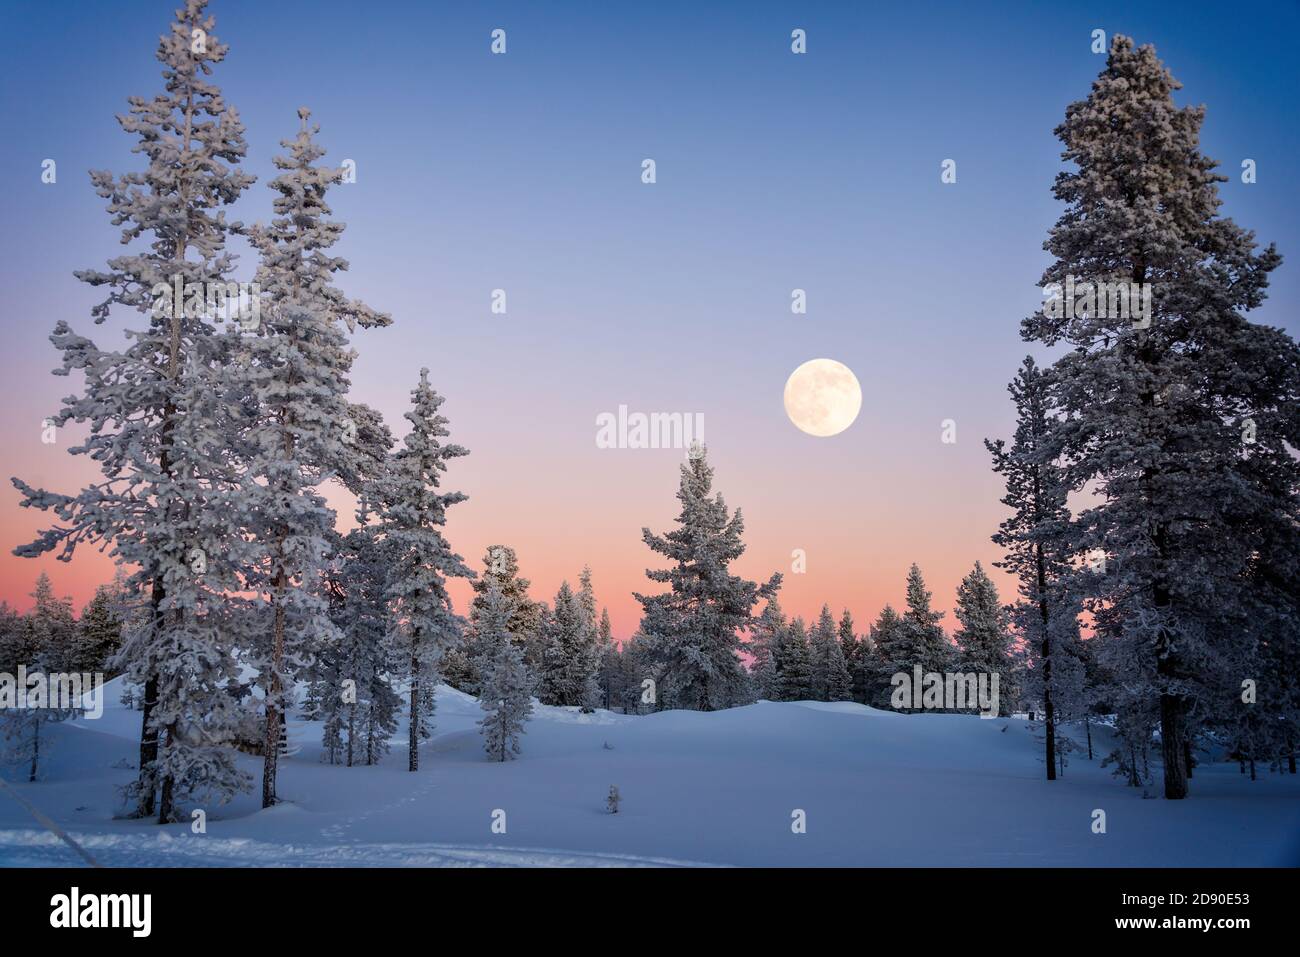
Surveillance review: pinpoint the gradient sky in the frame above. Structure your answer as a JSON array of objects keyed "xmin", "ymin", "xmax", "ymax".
[{"xmin": 1, "ymin": 0, "xmax": 1297, "ymax": 641}]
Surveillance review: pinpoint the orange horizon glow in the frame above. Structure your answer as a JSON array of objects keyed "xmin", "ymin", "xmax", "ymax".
[{"xmin": 0, "ymin": 416, "xmax": 1017, "ymax": 645}]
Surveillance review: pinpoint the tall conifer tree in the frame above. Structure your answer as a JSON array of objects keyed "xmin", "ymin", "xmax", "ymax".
[
  {"xmin": 634, "ymin": 448, "xmax": 780, "ymax": 711},
  {"xmin": 1021, "ymin": 37, "xmax": 1300, "ymax": 796},
  {"xmin": 233, "ymin": 109, "xmax": 389, "ymax": 806},
  {"xmin": 12, "ymin": 0, "xmax": 256, "ymax": 819},
  {"xmin": 363, "ymin": 370, "xmax": 473, "ymax": 772},
  {"xmin": 986, "ymin": 358, "xmax": 1076, "ymax": 777}
]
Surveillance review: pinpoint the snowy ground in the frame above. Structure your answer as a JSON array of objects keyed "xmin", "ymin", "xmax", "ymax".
[{"xmin": 1, "ymin": 678, "xmax": 1297, "ymax": 867}]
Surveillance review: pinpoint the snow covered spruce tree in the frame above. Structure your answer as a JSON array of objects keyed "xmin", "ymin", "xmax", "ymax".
[
  {"xmin": 74, "ymin": 576, "xmax": 128, "ymax": 675},
  {"xmin": 0, "ymin": 603, "xmax": 26, "ymax": 677},
  {"xmin": 986, "ymin": 357, "xmax": 1078, "ymax": 778},
  {"xmin": 609, "ymin": 617, "xmax": 642, "ymax": 713},
  {"xmin": 232, "ymin": 108, "xmax": 389, "ymax": 806},
  {"xmin": 578, "ymin": 568, "xmax": 610, "ymax": 709},
  {"xmin": 596, "ymin": 608, "xmax": 619, "ymax": 709},
  {"xmin": 824, "ymin": 629, "xmax": 853, "ymax": 702},
  {"xmin": 808, "ymin": 605, "xmax": 833, "ymax": 699},
  {"xmin": 19, "ymin": 574, "xmax": 76, "ymax": 673},
  {"xmin": 0, "ymin": 597, "xmax": 78, "ymax": 783},
  {"xmin": 471, "ymin": 546, "xmax": 540, "ymax": 634},
  {"xmin": 0, "ymin": 578, "xmax": 77, "ymax": 781},
  {"xmin": 864, "ymin": 605, "xmax": 903, "ymax": 706},
  {"xmin": 446, "ymin": 546, "xmax": 517, "ymax": 690},
  {"xmin": 306, "ymin": 401, "xmax": 393, "ymax": 721},
  {"xmin": 457, "ymin": 545, "xmax": 543, "ymax": 684},
  {"xmin": 578, "ymin": 566, "xmax": 598, "ymax": 636},
  {"xmin": 537, "ymin": 581, "xmax": 599, "ymax": 708},
  {"xmin": 771, "ymin": 616, "xmax": 813, "ymax": 702},
  {"xmin": 747, "ymin": 597, "xmax": 786, "ymax": 700},
  {"xmin": 319, "ymin": 529, "xmax": 401, "ymax": 767},
  {"xmin": 1022, "ymin": 37, "xmax": 1300, "ymax": 797},
  {"xmin": 476, "ymin": 583, "xmax": 535, "ymax": 761},
  {"xmin": 634, "ymin": 447, "xmax": 781, "ymax": 711},
  {"xmin": 362, "ymin": 370, "xmax": 473, "ymax": 772},
  {"xmin": 809, "ymin": 605, "xmax": 852, "ymax": 702},
  {"xmin": 953, "ymin": 562, "xmax": 1013, "ymax": 714},
  {"xmin": 616, "ymin": 637, "xmax": 648, "ymax": 713},
  {"xmin": 838, "ymin": 610, "xmax": 865, "ymax": 702},
  {"xmin": 1030, "ymin": 605, "xmax": 1088, "ymax": 777},
  {"xmin": 889, "ymin": 565, "xmax": 952, "ymax": 703},
  {"xmin": 10, "ymin": 0, "xmax": 255, "ymax": 821}
]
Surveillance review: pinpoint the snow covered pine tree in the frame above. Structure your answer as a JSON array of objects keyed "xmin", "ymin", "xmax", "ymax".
[
  {"xmin": 889, "ymin": 565, "xmax": 952, "ymax": 705},
  {"xmin": 464, "ymin": 545, "xmax": 542, "ymax": 685},
  {"xmin": 634, "ymin": 447, "xmax": 780, "ymax": 711},
  {"xmin": 362, "ymin": 370, "xmax": 473, "ymax": 772},
  {"xmin": 772, "ymin": 617, "xmax": 812, "ymax": 702},
  {"xmin": 476, "ymin": 583, "xmax": 535, "ymax": 761},
  {"xmin": 232, "ymin": 107, "xmax": 389, "ymax": 807},
  {"xmin": 1021, "ymin": 37, "xmax": 1300, "ymax": 797},
  {"xmin": 0, "ymin": 577, "xmax": 79, "ymax": 782},
  {"xmin": 319, "ymin": 529, "xmax": 401, "ymax": 767},
  {"xmin": 748, "ymin": 597, "xmax": 786, "ymax": 701},
  {"xmin": 953, "ymin": 562, "xmax": 1014, "ymax": 715},
  {"xmin": 538, "ymin": 581, "xmax": 599, "ymax": 708},
  {"xmin": 11, "ymin": 0, "xmax": 255, "ymax": 821},
  {"xmin": 986, "ymin": 357, "xmax": 1078, "ymax": 778}
]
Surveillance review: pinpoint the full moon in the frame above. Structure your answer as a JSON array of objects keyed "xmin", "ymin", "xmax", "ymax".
[{"xmin": 783, "ymin": 358, "xmax": 862, "ymax": 437}]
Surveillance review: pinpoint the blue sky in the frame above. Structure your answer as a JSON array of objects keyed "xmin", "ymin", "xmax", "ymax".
[{"xmin": 1, "ymin": 0, "xmax": 1296, "ymax": 631}]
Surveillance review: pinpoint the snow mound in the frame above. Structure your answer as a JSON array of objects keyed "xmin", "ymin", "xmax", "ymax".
[{"xmin": 3, "ymin": 678, "xmax": 1298, "ymax": 867}]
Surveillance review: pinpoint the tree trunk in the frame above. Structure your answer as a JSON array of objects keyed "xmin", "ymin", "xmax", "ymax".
[
  {"xmin": 157, "ymin": 777, "xmax": 174, "ymax": 823},
  {"xmin": 1158, "ymin": 688, "xmax": 1188, "ymax": 799},
  {"xmin": 145, "ymin": 63, "xmax": 196, "ymax": 824},
  {"xmin": 1043, "ymin": 694, "xmax": 1056, "ymax": 781},
  {"xmin": 367, "ymin": 703, "xmax": 377, "ymax": 766},
  {"xmin": 261, "ymin": 698, "xmax": 280, "ymax": 807},
  {"xmin": 1153, "ymin": 546, "xmax": 1187, "ymax": 798},
  {"xmin": 408, "ymin": 652, "xmax": 420, "ymax": 772},
  {"xmin": 157, "ymin": 730, "xmax": 175, "ymax": 824},
  {"xmin": 29, "ymin": 718, "xmax": 39, "ymax": 783},
  {"xmin": 1128, "ymin": 246, "xmax": 1187, "ymax": 802},
  {"xmin": 135, "ymin": 577, "xmax": 167, "ymax": 818},
  {"xmin": 262, "ymin": 591, "xmax": 286, "ymax": 808},
  {"xmin": 136, "ymin": 676, "xmax": 158, "ymax": 816},
  {"xmin": 1085, "ymin": 716, "xmax": 1093, "ymax": 760},
  {"xmin": 346, "ymin": 705, "xmax": 355, "ymax": 768},
  {"xmin": 1025, "ymin": 447, "xmax": 1058, "ymax": 782},
  {"xmin": 1034, "ymin": 543, "xmax": 1056, "ymax": 781}
]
